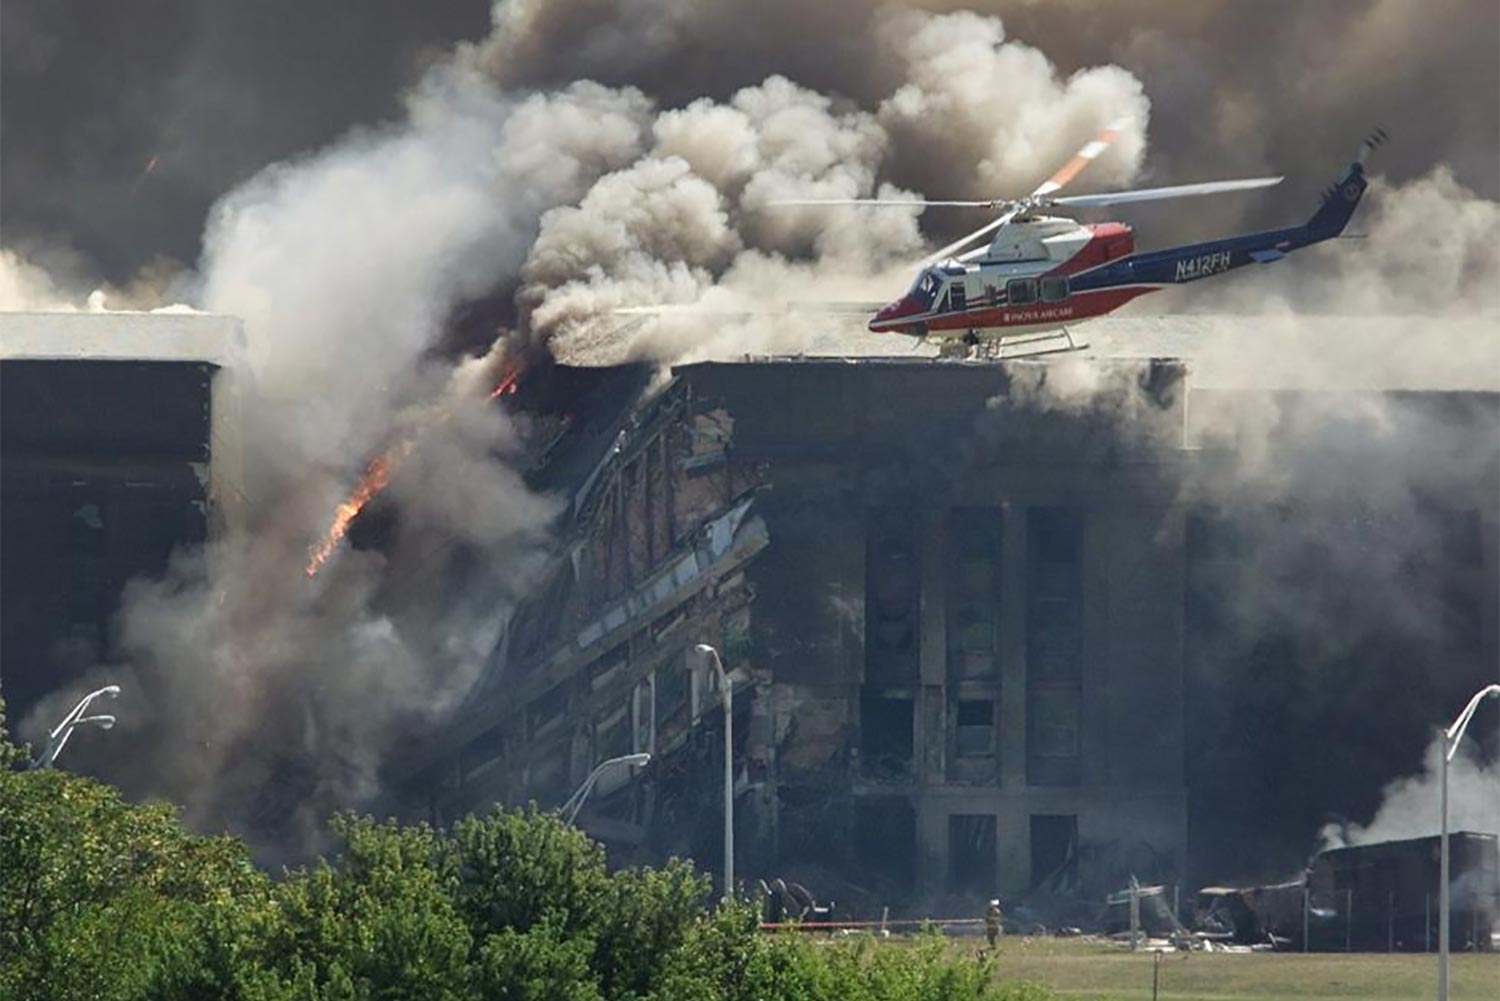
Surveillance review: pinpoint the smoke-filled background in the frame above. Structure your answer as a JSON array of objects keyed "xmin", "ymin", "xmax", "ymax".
[{"xmin": 3, "ymin": 0, "xmax": 1497, "ymax": 870}]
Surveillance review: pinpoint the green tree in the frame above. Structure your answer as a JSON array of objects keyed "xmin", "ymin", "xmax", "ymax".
[
  {"xmin": 473, "ymin": 922, "xmax": 601, "ymax": 1001},
  {"xmin": 651, "ymin": 911, "xmax": 1053, "ymax": 1001},
  {"xmin": 250, "ymin": 816, "xmax": 473, "ymax": 1001},
  {"xmin": 592, "ymin": 859, "xmax": 708, "ymax": 999},
  {"xmin": 0, "ymin": 701, "xmax": 266, "ymax": 1000},
  {"xmin": 0, "ymin": 703, "xmax": 1057, "ymax": 1001},
  {"xmin": 453, "ymin": 805, "xmax": 610, "ymax": 940}
]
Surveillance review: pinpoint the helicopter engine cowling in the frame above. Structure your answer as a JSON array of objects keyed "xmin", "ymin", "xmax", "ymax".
[{"xmin": 979, "ymin": 216, "xmax": 1087, "ymax": 262}]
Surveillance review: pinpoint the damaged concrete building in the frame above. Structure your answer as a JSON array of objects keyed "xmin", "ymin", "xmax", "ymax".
[
  {"xmin": 407, "ymin": 353, "xmax": 1196, "ymax": 906},
  {"xmin": 1198, "ymin": 831, "xmax": 1499, "ymax": 952},
  {"xmin": 404, "ymin": 319, "xmax": 1498, "ymax": 909},
  {"xmin": 0, "ymin": 311, "xmax": 244, "ymax": 723},
  {"xmin": 6, "ymin": 308, "xmax": 1492, "ymax": 916}
]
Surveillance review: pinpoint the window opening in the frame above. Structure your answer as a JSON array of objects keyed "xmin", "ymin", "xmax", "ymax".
[{"xmin": 1039, "ymin": 276, "xmax": 1070, "ymax": 303}]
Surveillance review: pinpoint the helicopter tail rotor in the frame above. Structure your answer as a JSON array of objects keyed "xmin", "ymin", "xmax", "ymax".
[{"xmin": 1355, "ymin": 127, "xmax": 1389, "ymax": 166}]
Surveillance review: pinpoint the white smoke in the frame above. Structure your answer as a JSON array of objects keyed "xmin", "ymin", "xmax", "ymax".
[
  {"xmin": 1167, "ymin": 168, "xmax": 1500, "ymax": 318},
  {"xmin": 875, "ymin": 8, "xmax": 1148, "ymax": 199},
  {"xmin": 521, "ymin": 11, "xmax": 1149, "ymax": 364},
  {"xmin": 198, "ymin": 68, "xmax": 652, "ymax": 483},
  {"xmin": 1325, "ymin": 733, "xmax": 1500, "ymax": 847},
  {"xmin": 22, "ymin": 63, "xmax": 658, "ymax": 845},
  {"xmin": 0, "ymin": 248, "xmax": 197, "ymax": 313},
  {"xmin": 0, "ymin": 249, "xmax": 74, "ymax": 310}
]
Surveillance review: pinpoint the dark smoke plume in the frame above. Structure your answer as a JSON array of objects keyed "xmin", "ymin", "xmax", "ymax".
[{"xmin": 0, "ymin": 0, "xmax": 486, "ymax": 283}]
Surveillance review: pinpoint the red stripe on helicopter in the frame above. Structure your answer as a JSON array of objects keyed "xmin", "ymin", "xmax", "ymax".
[
  {"xmin": 1043, "ymin": 222, "xmax": 1136, "ymax": 278},
  {"xmin": 904, "ymin": 284, "xmax": 1160, "ymax": 333}
]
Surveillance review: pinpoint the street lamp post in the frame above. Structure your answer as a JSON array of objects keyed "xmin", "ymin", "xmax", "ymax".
[
  {"xmin": 1438, "ymin": 683, "xmax": 1500, "ymax": 1001},
  {"xmin": 30, "ymin": 684, "xmax": 120, "ymax": 770},
  {"xmin": 695, "ymin": 643, "xmax": 733, "ymax": 900},
  {"xmin": 560, "ymin": 752, "xmax": 651, "ymax": 825}
]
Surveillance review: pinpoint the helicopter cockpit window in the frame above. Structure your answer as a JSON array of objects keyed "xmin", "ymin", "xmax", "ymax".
[
  {"xmin": 1039, "ymin": 276, "xmax": 1070, "ymax": 303},
  {"xmin": 1006, "ymin": 278, "xmax": 1038, "ymax": 306},
  {"xmin": 910, "ymin": 269, "xmax": 941, "ymax": 308}
]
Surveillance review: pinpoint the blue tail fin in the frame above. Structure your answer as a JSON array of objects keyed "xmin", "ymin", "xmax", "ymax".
[{"xmin": 1306, "ymin": 129, "xmax": 1386, "ymax": 236}]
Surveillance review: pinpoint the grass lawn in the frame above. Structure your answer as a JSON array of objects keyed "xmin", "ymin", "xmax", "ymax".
[{"xmin": 978, "ymin": 935, "xmax": 1500, "ymax": 1001}]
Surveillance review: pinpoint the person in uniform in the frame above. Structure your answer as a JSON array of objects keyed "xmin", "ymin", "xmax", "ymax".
[{"xmin": 985, "ymin": 898, "xmax": 1003, "ymax": 949}]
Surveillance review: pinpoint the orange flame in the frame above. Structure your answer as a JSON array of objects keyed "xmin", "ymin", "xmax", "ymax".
[
  {"xmin": 304, "ymin": 358, "xmax": 524, "ymax": 577},
  {"xmin": 305, "ymin": 440, "xmax": 415, "ymax": 577},
  {"xmin": 487, "ymin": 366, "xmax": 521, "ymax": 400}
]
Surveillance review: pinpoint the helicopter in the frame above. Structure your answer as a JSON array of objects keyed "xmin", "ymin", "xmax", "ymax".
[{"xmin": 776, "ymin": 123, "xmax": 1386, "ymax": 356}]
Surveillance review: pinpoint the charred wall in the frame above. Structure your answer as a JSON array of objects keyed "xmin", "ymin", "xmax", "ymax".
[
  {"xmin": 0, "ymin": 357, "xmax": 215, "ymax": 721},
  {"xmin": 675, "ymin": 358, "xmax": 1191, "ymax": 906},
  {"xmin": 409, "ymin": 372, "xmax": 771, "ymax": 876},
  {"xmin": 1308, "ymin": 833, "xmax": 1499, "ymax": 952},
  {"xmin": 411, "ymin": 358, "xmax": 1498, "ymax": 913}
]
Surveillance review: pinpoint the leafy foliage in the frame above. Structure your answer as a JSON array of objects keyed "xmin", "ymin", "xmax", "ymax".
[
  {"xmin": 453, "ymin": 805, "xmax": 610, "ymax": 939},
  {"xmin": 0, "ymin": 699, "xmax": 266, "ymax": 1001},
  {"xmin": 473, "ymin": 922, "xmax": 602, "ymax": 1001},
  {"xmin": 0, "ymin": 707, "xmax": 1054, "ymax": 1000},
  {"xmin": 649, "ymin": 907, "xmax": 1048, "ymax": 1001}
]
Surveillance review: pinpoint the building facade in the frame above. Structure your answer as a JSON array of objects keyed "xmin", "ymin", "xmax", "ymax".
[
  {"xmin": 409, "ymin": 357, "xmax": 1198, "ymax": 906},
  {"xmin": 0, "ymin": 311, "xmax": 244, "ymax": 724}
]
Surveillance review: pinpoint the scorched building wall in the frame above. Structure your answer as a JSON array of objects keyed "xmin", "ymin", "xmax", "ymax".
[{"xmin": 413, "ymin": 357, "xmax": 1192, "ymax": 905}]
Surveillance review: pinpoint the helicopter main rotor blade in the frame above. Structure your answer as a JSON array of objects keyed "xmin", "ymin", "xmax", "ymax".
[
  {"xmin": 1050, "ymin": 175, "xmax": 1283, "ymax": 208},
  {"xmin": 765, "ymin": 198, "xmax": 998, "ymax": 208},
  {"xmin": 920, "ymin": 205, "xmax": 1022, "ymax": 266},
  {"xmin": 910, "ymin": 117, "xmax": 1126, "ymax": 266},
  {"xmin": 1030, "ymin": 118, "xmax": 1129, "ymax": 198}
]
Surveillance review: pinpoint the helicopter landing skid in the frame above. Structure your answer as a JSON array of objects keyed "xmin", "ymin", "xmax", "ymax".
[{"xmin": 939, "ymin": 327, "xmax": 1088, "ymax": 361}]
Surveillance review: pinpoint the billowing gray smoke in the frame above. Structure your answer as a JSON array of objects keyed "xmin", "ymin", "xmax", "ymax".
[
  {"xmin": 1183, "ymin": 386, "xmax": 1498, "ymax": 879},
  {"xmin": 3, "ymin": 3, "xmax": 1149, "ymax": 853},
  {"xmin": 11, "ymin": 1, "xmax": 1495, "ymax": 289},
  {"xmin": 3, "ymin": 1, "xmax": 1497, "ymax": 868}
]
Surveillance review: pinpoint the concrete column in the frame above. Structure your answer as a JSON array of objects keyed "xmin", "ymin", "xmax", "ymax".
[
  {"xmin": 1096, "ymin": 507, "xmax": 1187, "ymax": 790},
  {"xmin": 749, "ymin": 673, "xmax": 778, "ymax": 866},
  {"xmin": 918, "ymin": 505, "xmax": 947, "ymax": 785},
  {"xmin": 1160, "ymin": 509, "xmax": 1188, "ymax": 792},
  {"xmin": 918, "ymin": 505, "xmax": 947, "ymax": 687},
  {"xmin": 1081, "ymin": 509, "xmax": 1111, "ymax": 789},
  {"xmin": 995, "ymin": 798, "xmax": 1030, "ymax": 895},
  {"xmin": 999, "ymin": 503, "xmax": 1028, "ymax": 788},
  {"xmin": 915, "ymin": 797, "xmax": 949, "ymax": 899},
  {"xmin": 921, "ymin": 685, "xmax": 945, "ymax": 783}
]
